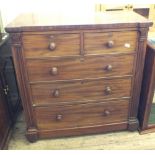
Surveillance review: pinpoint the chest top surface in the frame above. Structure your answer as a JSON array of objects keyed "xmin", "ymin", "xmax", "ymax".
[{"xmin": 5, "ymin": 11, "xmax": 153, "ymax": 32}]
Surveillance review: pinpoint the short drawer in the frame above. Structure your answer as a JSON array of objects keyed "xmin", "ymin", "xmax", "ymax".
[
  {"xmin": 26, "ymin": 54, "xmax": 134, "ymax": 82},
  {"xmin": 34, "ymin": 99, "xmax": 129, "ymax": 130},
  {"xmin": 30, "ymin": 78, "xmax": 132, "ymax": 106},
  {"xmin": 84, "ymin": 31, "xmax": 138, "ymax": 54},
  {"xmin": 22, "ymin": 33, "xmax": 80, "ymax": 58}
]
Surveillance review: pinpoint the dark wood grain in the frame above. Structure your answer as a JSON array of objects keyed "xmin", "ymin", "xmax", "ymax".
[
  {"xmin": 34, "ymin": 99, "xmax": 129, "ymax": 130},
  {"xmin": 38, "ymin": 122, "xmax": 128, "ymax": 139},
  {"xmin": 10, "ymin": 33, "xmax": 38, "ymax": 141},
  {"xmin": 26, "ymin": 54, "xmax": 135, "ymax": 82},
  {"xmin": 31, "ymin": 78, "xmax": 131, "ymax": 106},
  {"xmin": 84, "ymin": 31, "xmax": 138, "ymax": 54},
  {"xmin": 128, "ymin": 28, "xmax": 149, "ymax": 131},
  {"xmin": 23, "ymin": 33, "xmax": 80, "ymax": 58}
]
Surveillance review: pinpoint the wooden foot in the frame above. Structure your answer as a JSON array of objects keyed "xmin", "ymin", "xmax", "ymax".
[
  {"xmin": 26, "ymin": 128, "xmax": 38, "ymax": 142},
  {"xmin": 128, "ymin": 118, "xmax": 139, "ymax": 131}
]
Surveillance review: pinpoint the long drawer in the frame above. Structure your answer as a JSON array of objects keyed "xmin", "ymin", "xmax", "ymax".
[
  {"xmin": 23, "ymin": 33, "xmax": 80, "ymax": 58},
  {"xmin": 30, "ymin": 78, "xmax": 132, "ymax": 106},
  {"xmin": 26, "ymin": 54, "xmax": 134, "ymax": 82},
  {"xmin": 84, "ymin": 31, "xmax": 138, "ymax": 54},
  {"xmin": 34, "ymin": 99, "xmax": 129, "ymax": 130}
]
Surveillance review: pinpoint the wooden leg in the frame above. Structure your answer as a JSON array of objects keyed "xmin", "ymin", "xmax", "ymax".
[
  {"xmin": 128, "ymin": 118, "xmax": 139, "ymax": 131},
  {"xmin": 26, "ymin": 127, "xmax": 38, "ymax": 143}
]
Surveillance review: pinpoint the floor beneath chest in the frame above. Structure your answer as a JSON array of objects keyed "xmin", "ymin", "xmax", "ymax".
[{"xmin": 8, "ymin": 112, "xmax": 155, "ymax": 150}]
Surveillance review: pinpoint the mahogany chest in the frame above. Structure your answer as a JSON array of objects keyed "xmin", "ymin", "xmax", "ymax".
[{"xmin": 5, "ymin": 11, "xmax": 152, "ymax": 142}]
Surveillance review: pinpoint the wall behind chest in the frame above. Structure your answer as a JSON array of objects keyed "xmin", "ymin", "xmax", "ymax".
[{"xmin": 0, "ymin": 0, "xmax": 95, "ymax": 29}]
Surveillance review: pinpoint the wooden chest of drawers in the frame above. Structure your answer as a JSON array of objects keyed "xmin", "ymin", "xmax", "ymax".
[{"xmin": 5, "ymin": 11, "xmax": 152, "ymax": 142}]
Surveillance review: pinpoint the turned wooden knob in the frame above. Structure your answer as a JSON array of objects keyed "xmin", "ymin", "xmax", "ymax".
[
  {"xmin": 49, "ymin": 42, "xmax": 56, "ymax": 50},
  {"xmin": 105, "ymin": 65, "xmax": 112, "ymax": 71},
  {"xmin": 56, "ymin": 114, "xmax": 63, "ymax": 121},
  {"xmin": 107, "ymin": 41, "xmax": 114, "ymax": 48},
  {"xmin": 53, "ymin": 89, "xmax": 60, "ymax": 97},
  {"xmin": 105, "ymin": 86, "xmax": 111, "ymax": 95},
  {"xmin": 50, "ymin": 67, "xmax": 58, "ymax": 75},
  {"xmin": 104, "ymin": 110, "xmax": 110, "ymax": 116}
]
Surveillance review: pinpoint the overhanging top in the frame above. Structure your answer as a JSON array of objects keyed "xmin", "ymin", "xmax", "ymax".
[{"xmin": 5, "ymin": 11, "xmax": 153, "ymax": 33}]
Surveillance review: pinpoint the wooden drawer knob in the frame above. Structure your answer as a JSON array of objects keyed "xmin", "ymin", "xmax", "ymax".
[
  {"xmin": 56, "ymin": 114, "xmax": 63, "ymax": 121},
  {"xmin": 105, "ymin": 86, "xmax": 111, "ymax": 95},
  {"xmin": 107, "ymin": 41, "xmax": 114, "ymax": 48},
  {"xmin": 49, "ymin": 42, "xmax": 56, "ymax": 50},
  {"xmin": 50, "ymin": 67, "xmax": 58, "ymax": 75},
  {"xmin": 53, "ymin": 89, "xmax": 60, "ymax": 97},
  {"xmin": 104, "ymin": 110, "xmax": 110, "ymax": 116},
  {"xmin": 105, "ymin": 65, "xmax": 112, "ymax": 71}
]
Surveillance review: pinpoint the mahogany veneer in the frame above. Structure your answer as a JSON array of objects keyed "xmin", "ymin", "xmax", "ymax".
[{"xmin": 5, "ymin": 11, "xmax": 152, "ymax": 142}]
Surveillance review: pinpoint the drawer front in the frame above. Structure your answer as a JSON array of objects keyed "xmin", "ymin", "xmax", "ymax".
[
  {"xmin": 31, "ymin": 78, "xmax": 132, "ymax": 106},
  {"xmin": 26, "ymin": 54, "xmax": 134, "ymax": 82},
  {"xmin": 23, "ymin": 33, "xmax": 80, "ymax": 58},
  {"xmin": 84, "ymin": 31, "xmax": 138, "ymax": 54},
  {"xmin": 34, "ymin": 99, "xmax": 129, "ymax": 130}
]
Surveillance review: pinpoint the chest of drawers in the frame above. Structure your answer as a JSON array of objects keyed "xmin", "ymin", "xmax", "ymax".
[{"xmin": 5, "ymin": 11, "xmax": 152, "ymax": 142}]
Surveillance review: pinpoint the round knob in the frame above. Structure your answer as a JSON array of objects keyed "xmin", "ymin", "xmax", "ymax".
[
  {"xmin": 56, "ymin": 114, "xmax": 63, "ymax": 121},
  {"xmin": 50, "ymin": 67, "xmax": 58, "ymax": 75},
  {"xmin": 104, "ymin": 110, "xmax": 110, "ymax": 116},
  {"xmin": 105, "ymin": 86, "xmax": 111, "ymax": 95},
  {"xmin": 49, "ymin": 42, "xmax": 56, "ymax": 50},
  {"xmin": 53, "ymin": 89, "xmax": 60, "ymax": 97},
  {"xmin": 105, "ymin": 65, "xmax": 112, "ymax": 71},
  {"xmin": 107, "ymin": 41, "xmax": 114, "ymax": 48}
]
